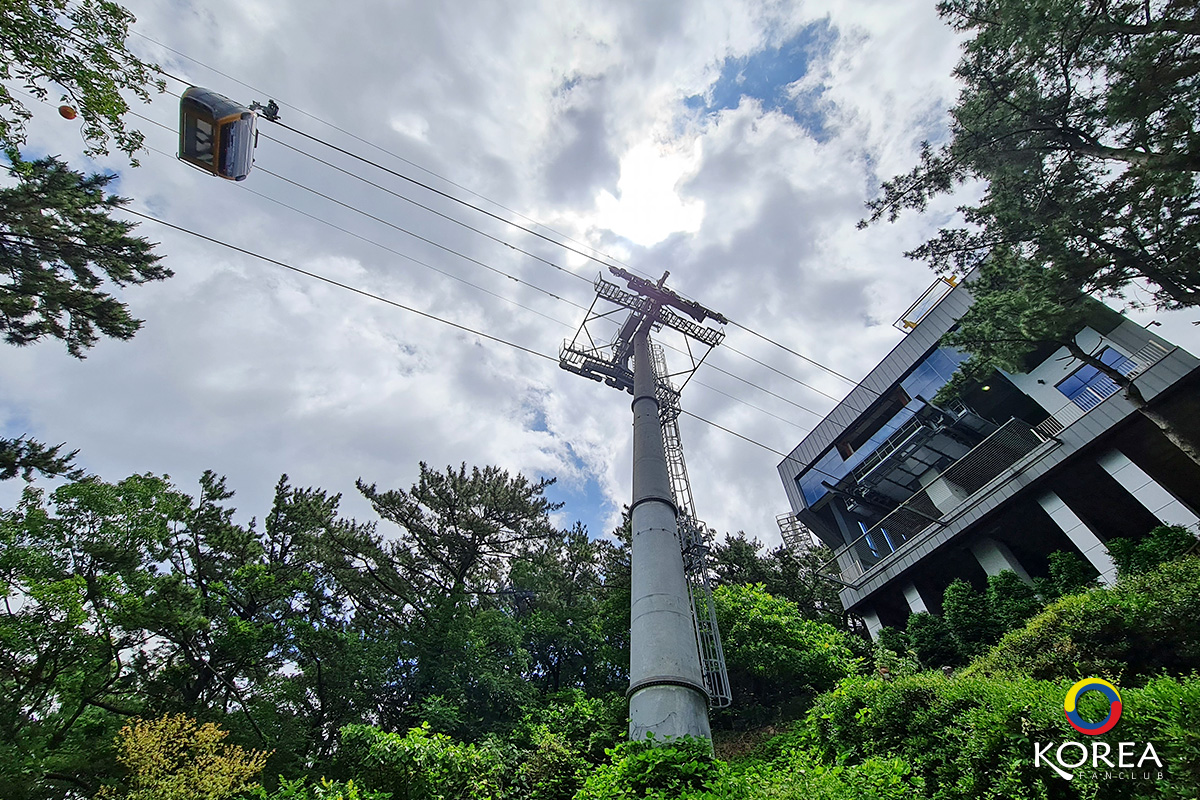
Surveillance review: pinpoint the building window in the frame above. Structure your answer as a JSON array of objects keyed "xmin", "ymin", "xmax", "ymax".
[{"xmin": 1056, "ymin": 347, "xmax": 1135, "ymax": 411}]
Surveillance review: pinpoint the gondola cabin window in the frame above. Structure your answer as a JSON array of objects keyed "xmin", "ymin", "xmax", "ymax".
[{"xmin": 178, "ymin": 87, "xmax": 257, "ymax": 181}]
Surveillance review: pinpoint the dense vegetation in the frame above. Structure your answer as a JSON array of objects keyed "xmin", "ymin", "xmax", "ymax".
[{"xmin": 3, "ymin": 463, "xmax": 1197, "ymax": 799}]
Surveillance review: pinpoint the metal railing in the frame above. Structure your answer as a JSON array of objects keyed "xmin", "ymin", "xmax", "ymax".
[
  {"xmin": 1034, "ymin": 339, "xmax": 1172, "ymax": 439},
  {"xmin": 826, "ymin": 339, "xmax": 1176, "ymax": 585},
  {"xmin": 826, "ymin": 418, "xmax": 1052, "ymax": 583}
]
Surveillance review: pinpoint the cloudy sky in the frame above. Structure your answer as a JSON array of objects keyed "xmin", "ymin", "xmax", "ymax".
[{"xmin": 3, "ymin": 0, "xmax": 1197, "ymax": 546}]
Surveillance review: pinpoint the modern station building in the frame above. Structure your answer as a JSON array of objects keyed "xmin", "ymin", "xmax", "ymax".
[{"xmin": 776, "ymin": 277, "xmax": 1200, "ymax": 637}]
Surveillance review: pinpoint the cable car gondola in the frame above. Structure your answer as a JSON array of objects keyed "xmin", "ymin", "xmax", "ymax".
[{"xmin": 178, "ymin": 86, "xmax": 259, "ymax": 181}]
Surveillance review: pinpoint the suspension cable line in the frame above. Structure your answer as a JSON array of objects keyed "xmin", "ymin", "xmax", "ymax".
[
  {"xmin": 124, "ymin": 206, "xmax": 823, "ymax": 466},
  {"xmin": 259, "ymin": 133, "xmax": 589, "ymax": 287},
  {"xmin": 133, "ymin": 28, "xmax": 640, "ymax": 274}
]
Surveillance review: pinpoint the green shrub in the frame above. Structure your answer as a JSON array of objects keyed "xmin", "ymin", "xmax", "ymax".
[
  {"xmin": 941, "ymin": 579, "xmax": 1000, "ymax": 656},
  {"xmin": 738, "ymin": 746, "xmax": 925, "ymax": 800},
  {"xmin": 518, "ymin": 727, "xmax": 588, "ymax": 800},
  {"xmin": 904, "ymin": 612, "xmax": 963, "ymax": 668},
  {"xmin": 874, "ymin": 626, "xmax": 909, "ymax": 656},
  {"xmin": 336, "ymin": 723, "xmax": 519, "ymax": 800},
  {"xmin": 806, "ymin": 674, "xmax": 1089, "ymax": 798},
  {"xmin": 736, "ymin": 723, "xmax": 925, "ymax": 800},
  {"xmin": 713, "ymin": 584, "xmax": 861, "ymax": 725},
  {"xmin": 803, "ymin": 672, "xmax": 1200, "ymax": 800},
  {"xmin": 516, "ymin": 689, "xmax": 626, "ymax": 762},
  {"xmin": 966, "ymin": 557, "xmax": 1200, "ymax": 685},
  {"xmin": 574, "ymin": 736, "xmax": 746, "ymax": 799},
  {"xmin": 1034, "ymin": 550, "xmax": 1099, "ymax": 601},
  {"xmin": 1107, "ymin": 525, "xmax": 1198, "ymax": 577},
  {"xmin": 250, "ymin": 777, "xmax": 390, "ymax": 800},
  {"xmin": 985, "ymin": 570, "xmax": 1042, "ymax": 632}
]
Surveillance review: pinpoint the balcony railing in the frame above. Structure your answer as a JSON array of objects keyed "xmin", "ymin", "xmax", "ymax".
[{"xmin": 821, "ymin": 338, "xmax": 1176, "ymax": 586}]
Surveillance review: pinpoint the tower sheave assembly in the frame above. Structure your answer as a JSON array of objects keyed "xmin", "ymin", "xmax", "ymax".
[{"xmin": 560, "ymin": 268, "xmax": 731, "ymax": 741}]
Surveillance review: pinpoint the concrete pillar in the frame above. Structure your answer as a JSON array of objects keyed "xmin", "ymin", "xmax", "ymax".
[
  {"xmin": 1097, "ymin": 449, "xmax": 1200, "ymax": 531},
  {"xmin": 626, "ymin": 327, "xmax": 711, "ymax": 742},
  {"xmin": 860, "ymin": 608, "xmax": 884, "ymax": 640},
  {"xmin": 1036, "ymin": 491, "xmax": 1118, "ymax": 586},
  {"xmin": 970, "ymin": 537, "xmax": 1034, "ymax": 584},
  {"xmin": 902, "ymin": 582, "xmax": 930, "ymax": 615}
]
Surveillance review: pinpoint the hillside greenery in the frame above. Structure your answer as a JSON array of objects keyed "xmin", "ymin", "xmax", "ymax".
[{"xmin": 2, "ymin": 465, "xmax": 1198, "ymax": 799}]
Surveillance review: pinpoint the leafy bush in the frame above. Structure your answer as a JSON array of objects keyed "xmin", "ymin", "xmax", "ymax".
[
  {"xmin": 518, "ymin": 727, "xmax": 588, "ymax": 800},
  {"xmin": 250, "ymin": 777, "xmax": 390, "ymax": 800},
  {"xmin": 1034, "ymin": 550, "xmax": 1099, "ymax": 601},
  {"xmin": 739, "ymin": 745, "xmax": 925, "ymax": 800},
  {"xmin": 713, "ymin": 584, "xmax": 861, "ymax": 725},
  {"xmin": 515, "ymin": 689, "xmax": 626, "ymax": 762},
  {"xmin": 1107, "ymin": 525, "xmax": 1198, "ymax": 577},
  {"xmin": 904, "ymin": 612, "xmax": 963, "ymax": 668},
  {"xmin": 803, "ymin": 672, "xmax": 1200, "ymax": 800},
  {"xmin": 97, "ymin": 714, "xmax": 270, "ymax": 800},
  {"xmin": 335, "ymin": 723, "xmax": 519, "ymax": 800},
  {"xmin": 940, "ymin": 579, "xmax": 1000, "ymax": 656},
  {"xmin": 874, "ymin": 626, "xmax": 909, "ymax": 656},
  {"xmin": 985, "ymin": 570, "xmax": 1041, "ymax": 632},
  {"xmin": 575, "ymin": 736, "xmax": 745, "ymax": 799},
  {"xmin": 966, "ymin": 557, "xmax": 1200, "ymax": 685}
]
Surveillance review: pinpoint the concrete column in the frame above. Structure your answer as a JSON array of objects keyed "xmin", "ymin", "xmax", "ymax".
[
  {"xmin": 626, "ymin": 327, "xmax": 710, "ymax": 742},
  {"xmin": 860, "ymin": 608, "xmax": 884, "ymax": 640},
  {"xmin": 1097, "ymin": 449, "xmax": 1200, "ymax": 531},
  {"xmin": 970, "ymin": 537, "xmax": 1034, "ymax": 584},
  {"xmin": 902, "ymin": 582, "xmax": 930, "ymax": 615},
  {"xmin": 1036, "ymin": 491, "xmax": 1118, "ymax": 586}
]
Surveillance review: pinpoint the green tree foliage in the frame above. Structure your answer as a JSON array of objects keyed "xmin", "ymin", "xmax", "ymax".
[
  {"xmin": 711, "ymin": 533, "xmax": 845, "ymax": 629},
  {"xmin": 575, "ymin": 736, "xmax": 741, "ymax": 800},
  {"xmin": 0, "ymin": 435, "xmax": 82, "ymax": 480},
  {"xmin": 0, "ymin": 154, "xmax": 169, "ymax": 357},
  {"xmin": 966, "ymin": 556, "xmax": 1200, "ymax": 684},
  {"xmin": 984, "ymin": 570, "xmax": 1042, "ymax": 632},
  {"xmin": 863, "ymin": 0, "xmax": 1200, "ymax": 463},
  {"xmin": 712, "ymin": 584, "xmax": 861, "ymax": 726},
  {"xmin": 335, "ymin": 723, "xmax": 520, "ymax": 800},
  {"xmin": 1107, "ymin": 524, "xmax": 1198, "ymax": 576},
  {"xmin": 508, "ymin": 523, "xmax": 621, "ymax": 695},
  {"xmin": 1033, "ymin": 549, "xmax": 1100, "ymax": 601},
  {"xmin": 0, "ymin": 474, "xmax": 191, "ymax": 798},
  {"xmin": 807, "ymin": 673, "xmax": 1200, "ymax": 799},
  {"xmin": 0, "ymin": 154, "xmax": 169, "ymax": 482},
  {"xmin": 903, "ymin": 612, "xmax": 963, "ymax": 669},
  {"xmin": 939, "ymin": 578, "xmax": 1000, "ymax": 656},
  {"xmin": 865, "ymin": 0, "xmax": 1200, "ymax": 309},
  {"xmin": 97, "ymin": 714, "xmax": 270, "ymax": 800},
  {"xmin": 0, "ymin": 0, "xmax": 163, "ymax": 161}
]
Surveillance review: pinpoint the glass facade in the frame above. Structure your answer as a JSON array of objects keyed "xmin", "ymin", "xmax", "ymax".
[
  {"xmin": 1056, "ymin": 347, "xmax": 1135, "ymax": 411},
  {"xmin": 797, "ymin": 346, "xmax": 968, "ymax": 506}
]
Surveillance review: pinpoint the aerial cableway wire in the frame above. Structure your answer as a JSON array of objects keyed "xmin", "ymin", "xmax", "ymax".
[
  {"xmin": 63, "ymin": 96, "xmax": 835, "ymax": 428},
  {"xmin": 134, "ymin": 28, "xmax": 636, "ymax": 273},
  {"xmin": 122, "ymin": 208, "xmax": 831, "ymax": 464},
  {"xmin": 75, "ymin": 31, "xmax": 879, "ymax": 401},
  {"xmin": 260, "ymin": 117, "xmax": 883, "ymax": 398},
  {"xmin": 119, "ymin": 111, "xmax": 826, "ymax": 429}
]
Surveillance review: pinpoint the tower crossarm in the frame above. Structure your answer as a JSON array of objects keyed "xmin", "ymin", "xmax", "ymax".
[
  {"xmin": 609, "ymin": 267, "xmax": 729, "ymax": 325},
  {"xmin": 596, "ymin": 275, "xmax": 725, "ymax": 347}
]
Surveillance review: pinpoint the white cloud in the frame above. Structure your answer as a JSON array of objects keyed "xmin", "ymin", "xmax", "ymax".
[{"xmin": 3, "ymin": 0, "xmax": 1197, "ymax": 555}]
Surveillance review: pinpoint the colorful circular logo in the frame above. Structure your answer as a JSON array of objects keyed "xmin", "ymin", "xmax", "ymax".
[{"xmin": 1064, "ymin": 678, "xmax": 1122, "ymax": 735}]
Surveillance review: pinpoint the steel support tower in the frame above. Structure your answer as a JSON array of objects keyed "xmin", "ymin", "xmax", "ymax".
[{"xmin": 560, "ymin": 268, "xmax": 730, "ymax": 741}]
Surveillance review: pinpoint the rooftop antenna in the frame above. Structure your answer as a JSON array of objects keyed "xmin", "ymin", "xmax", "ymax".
[{"xmin": 560, "ymin": 267, "xmax": 731, "ymax": 741}]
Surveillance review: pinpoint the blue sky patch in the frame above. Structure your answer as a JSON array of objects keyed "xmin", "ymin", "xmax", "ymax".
[{"xmin": 686, "ymin": 19, "xmax": 835, "ymax": 140}]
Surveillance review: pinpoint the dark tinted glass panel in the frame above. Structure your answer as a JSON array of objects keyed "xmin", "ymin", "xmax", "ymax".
[
  {"xmin": 218, "ymin": 118, "xmax": 254, "ymax": 179},
  {"xmin": 182, "ymin": 112, "xmax": 215, "ymax": 165}
]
